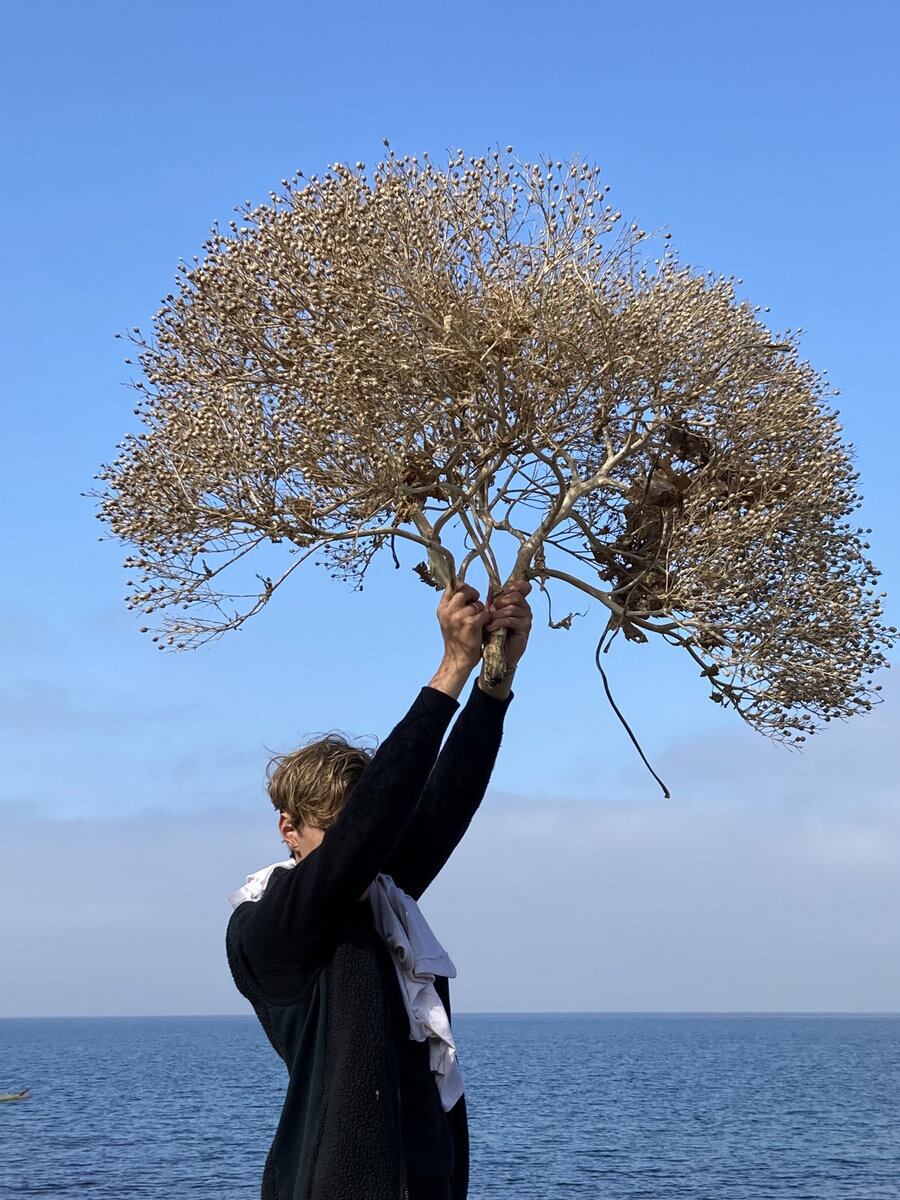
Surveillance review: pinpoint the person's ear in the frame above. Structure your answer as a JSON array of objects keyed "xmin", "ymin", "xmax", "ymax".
[{"xmin": 278, "ymin": 811, "xmax": 299, "ymax": 851}]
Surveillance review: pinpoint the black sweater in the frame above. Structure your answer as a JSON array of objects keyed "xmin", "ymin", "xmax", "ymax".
[{"xmin": 226, "ymin": 676, "xmax": 514, "ymax": 1200}]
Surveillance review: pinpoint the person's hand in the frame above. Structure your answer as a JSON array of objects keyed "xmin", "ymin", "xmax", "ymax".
[
  {"xmin": 436, "ymin": 582, "xmax": 490, "ymax": 672},
  {"xmin": 484, "ymin": 580, "xmax": 533, "ymax": 671}
]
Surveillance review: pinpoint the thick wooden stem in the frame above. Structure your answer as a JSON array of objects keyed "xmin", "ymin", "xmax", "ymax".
[{"xmin": 481, "ymin": 625, "xmax": 510, "ymax": 687}]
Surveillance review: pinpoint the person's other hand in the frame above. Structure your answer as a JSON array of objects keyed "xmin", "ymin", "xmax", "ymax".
[
  {"xmin": 437, "ymin": 582, "xmax": 489, "ymax": 671},
  {"xmin": 484, "ymin": 581, "xmax": 533, "ymax": 670}
]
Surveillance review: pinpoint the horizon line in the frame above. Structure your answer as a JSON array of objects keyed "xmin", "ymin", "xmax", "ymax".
[{"xmin": 3, "ymin": 1009, "xmax": 900, "ymax": 1020}]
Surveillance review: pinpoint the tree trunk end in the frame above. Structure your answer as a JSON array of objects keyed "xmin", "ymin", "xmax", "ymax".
[{"xmin": 482, "ymin": 627, "xmax": 509, "ymax": 687}]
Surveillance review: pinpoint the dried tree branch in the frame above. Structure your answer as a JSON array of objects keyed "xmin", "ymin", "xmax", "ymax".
[{"xmin": 90, "ymin": 140, "xmax": 896, "ymax": 748}]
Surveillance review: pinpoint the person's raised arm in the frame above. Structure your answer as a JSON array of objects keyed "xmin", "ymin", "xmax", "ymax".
[
  {"xmin": 232, "ymin": 583, "xmax": 491, "ymax": 991},
  {"xmin": 382, "ymin": 581, "xmax": 531, "ymax": 899}
]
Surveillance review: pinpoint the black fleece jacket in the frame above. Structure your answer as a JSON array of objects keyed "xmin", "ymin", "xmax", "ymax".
[{"xmin": 225, "ymin": 676, "xmax": 514, "ymax": 1200}]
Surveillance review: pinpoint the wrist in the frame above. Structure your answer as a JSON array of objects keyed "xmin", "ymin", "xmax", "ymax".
[{"xmin": 429, "ymin": 656, "xmax": 476, "ymax": 700}]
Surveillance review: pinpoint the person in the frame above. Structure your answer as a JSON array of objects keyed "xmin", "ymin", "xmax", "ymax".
[{"xmin": 226, "ymin": 579, "xmax": 533, "ymax": 1200}]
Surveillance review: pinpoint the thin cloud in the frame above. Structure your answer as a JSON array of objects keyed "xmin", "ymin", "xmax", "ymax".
[
  {"xmin": 3, "ymin": 699, "xmax": 899, "ymax": 1018},
  {"xmin": 0, "ymin": 679, "xmax": 199, "ymax": 733}
]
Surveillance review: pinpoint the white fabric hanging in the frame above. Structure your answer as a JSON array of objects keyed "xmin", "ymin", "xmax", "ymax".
[
  {"xmin": 228, "ymin": 858, "xmax": 464, "ymax": 1111},
  {"xmin": 367, "ymin": 872, "xmax": 464, "ymax": 1112},
  {"xmin": 228, "ymin": 857, "xmax": 296, "ymax": 908}
]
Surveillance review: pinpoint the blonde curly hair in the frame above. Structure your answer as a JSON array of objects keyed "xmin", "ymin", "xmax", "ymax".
[{"xmin": 266, "ymin": 732, "xmax": 375, "ymax": 834}]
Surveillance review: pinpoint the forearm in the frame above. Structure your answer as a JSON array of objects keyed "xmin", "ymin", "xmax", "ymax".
[{"xmin": 382, "ymin": 673, "xmax": 514, "ymax": 899}]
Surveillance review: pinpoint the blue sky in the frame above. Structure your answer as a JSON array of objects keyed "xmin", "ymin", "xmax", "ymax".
[{"xmin": 1, "ymin": 0, "xmax": 898, "ymax": 1016}]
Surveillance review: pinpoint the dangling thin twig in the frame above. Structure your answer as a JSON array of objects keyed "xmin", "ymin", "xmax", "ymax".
[{"xmin": 594, "ymin": 621, "xmax": 671, "ymax": 799}]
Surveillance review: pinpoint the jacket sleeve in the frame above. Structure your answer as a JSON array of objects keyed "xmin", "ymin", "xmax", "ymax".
[
  {"xmin": 234, "ymin": 683, "xmax": 460, "ymax": 986},
  {"xmin": 381, "ymin": 677, "xmax": 514, "ymax": 901}
]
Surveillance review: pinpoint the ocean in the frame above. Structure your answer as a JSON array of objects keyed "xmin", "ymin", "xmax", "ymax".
[{"xmin": 1, "ymin": 1014, "xmax": 898, "ymax": 1198}]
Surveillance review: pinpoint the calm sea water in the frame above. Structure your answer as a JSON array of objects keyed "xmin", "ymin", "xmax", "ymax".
[{"xmin": 1, "ymin": 1014, "xmax": 898, "ymax": 1199}]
